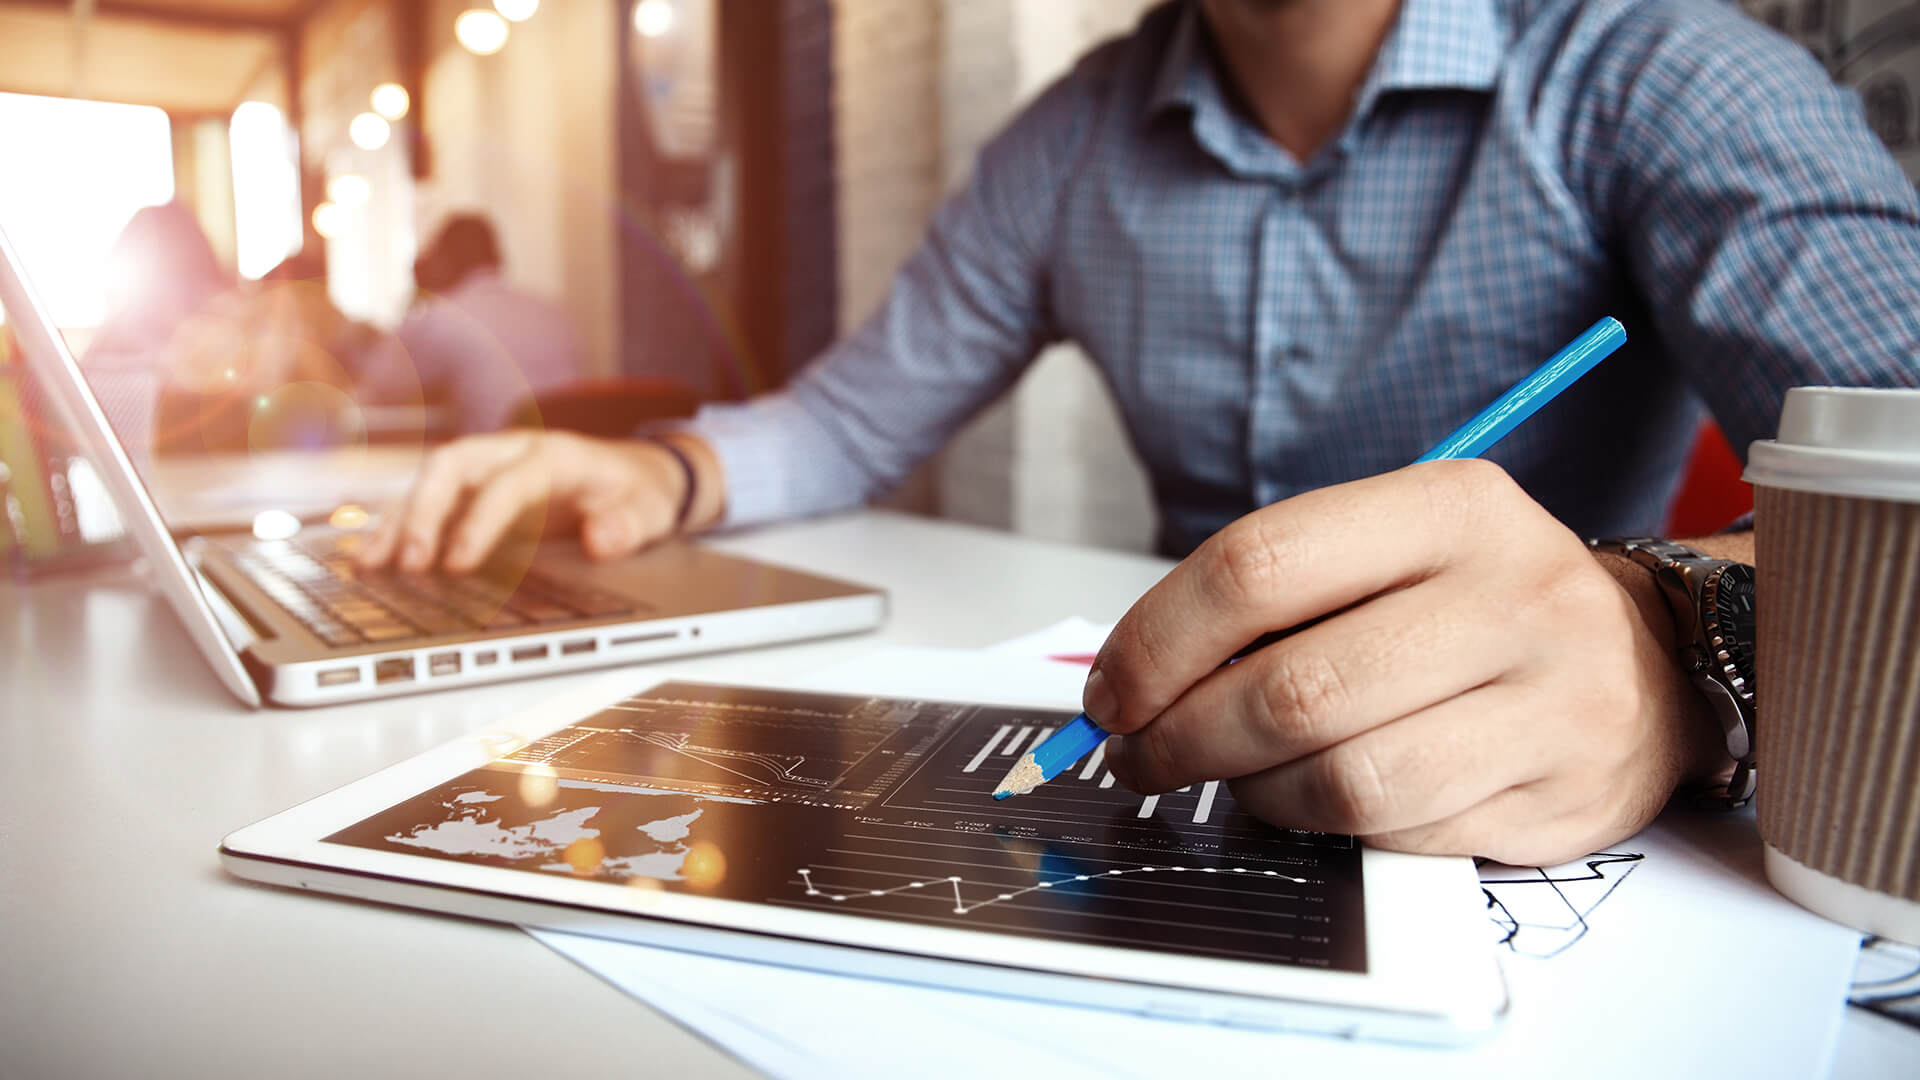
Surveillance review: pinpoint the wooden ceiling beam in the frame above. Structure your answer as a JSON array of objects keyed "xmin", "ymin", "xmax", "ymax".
[{"xmin": 0, "ymin": 0, "xmax": 298, "ymax": 34}]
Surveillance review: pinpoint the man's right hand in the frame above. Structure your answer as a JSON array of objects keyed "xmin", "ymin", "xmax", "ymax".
[{"xmin": 356, "ymin": 430, "xmax": 721, "ymax": 574}]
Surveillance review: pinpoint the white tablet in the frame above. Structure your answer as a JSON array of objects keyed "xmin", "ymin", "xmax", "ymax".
[{"xmin": 221, "ymin": 679, "xmax": 1507, "ymax": 1045}]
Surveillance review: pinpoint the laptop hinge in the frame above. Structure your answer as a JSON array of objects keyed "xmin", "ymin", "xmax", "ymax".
[{"xmin": 182, "ymin": 539, "xmax": 266, "ymax": 651}]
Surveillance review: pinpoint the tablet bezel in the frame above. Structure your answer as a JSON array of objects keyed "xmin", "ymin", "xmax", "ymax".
[{"xmin": 220, "ymin": 675, "xmax": 1508, "ymax": 1044}]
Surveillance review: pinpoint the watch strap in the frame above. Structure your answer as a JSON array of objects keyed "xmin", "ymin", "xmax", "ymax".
[{"xmin": 1589, "ymin": 536, "xmax": 1758, "ymax": 810}]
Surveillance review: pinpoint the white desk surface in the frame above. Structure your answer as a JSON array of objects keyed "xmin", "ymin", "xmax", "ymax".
[
  {"xmin": 5, "ymin": 468, "xmax": 1913, "ymax": 1077},
  {"xmin": 0, "ymin": 507, "xmax": 1173, "ymax": 1078}
]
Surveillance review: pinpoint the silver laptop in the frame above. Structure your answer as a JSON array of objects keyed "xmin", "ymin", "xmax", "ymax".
[{"xmin": 0, "ymin": 223, "xmax": 886, "ymax": 707}]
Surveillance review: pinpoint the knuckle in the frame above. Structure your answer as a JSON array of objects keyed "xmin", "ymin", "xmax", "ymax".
[
  {"xmin": 1094, "ymin": 621, "xmax": 1177, "ymax": 731},
  {"xmin": 1206, "ymin": 515, "xmax": 1292, "ymax": 601},
  {"xmin": 1416, "ymin": 458, "xmax": 1520, "ymax": 531},
  {"xmin": 1316, "ymin": 743, "xmax": 1395, "ymax": 832},
  {"xmin": 1263, "ymin": 650, "xmax": 1354, "ymax": 738}
]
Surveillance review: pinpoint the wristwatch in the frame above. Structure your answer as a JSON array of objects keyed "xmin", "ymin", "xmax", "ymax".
[{"xmin": 1587, "ymin": 537, "xmax": 1758, "ymax": 808}]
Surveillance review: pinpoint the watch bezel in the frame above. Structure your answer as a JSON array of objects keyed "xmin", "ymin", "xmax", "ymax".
[{"xmin": 1698, "ymin": 562, "xmax": 1756, "ymax": 706}]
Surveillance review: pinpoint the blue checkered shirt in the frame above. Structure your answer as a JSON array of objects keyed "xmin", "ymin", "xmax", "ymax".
[{"xmin": 689, "ymin": 0, "xmax": 1920, "ymax": 556}]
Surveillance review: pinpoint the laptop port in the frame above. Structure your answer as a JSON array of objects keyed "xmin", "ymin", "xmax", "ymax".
[
  {"xmin": 317, "ymin": 667, "xmax": 362, "ymax": 687},
  {"xmin": 511, "ymin": 644, "xmax": 549, "ymax": 663},
  {"xmin": 611, "ymin": 630, "xmax": 678, "ymax": 647},
  {"xmin": 375, "ymin": 657, "xmax": 415, "ymax": 684},
  {"xmin": 473, "ymin": 649, "xmax": 498, "ymax": 666},
  {"xmin": 560, "ymin": 638, "xmax": 597, "ymax": 656},
  {"xmin": 428, "ymin": 651, "xmax": 462, "ymax": 677}
]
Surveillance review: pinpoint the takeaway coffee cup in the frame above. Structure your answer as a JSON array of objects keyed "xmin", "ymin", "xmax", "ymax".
[{"xmin": 1744, "ymin": 386, "xmax": 1920, "ymax": 944}]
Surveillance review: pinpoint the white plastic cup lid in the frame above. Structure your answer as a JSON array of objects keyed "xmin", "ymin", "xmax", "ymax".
[{"xmin": 1744, "ymin": 386, "xmax": 1920, "ymax": 503}]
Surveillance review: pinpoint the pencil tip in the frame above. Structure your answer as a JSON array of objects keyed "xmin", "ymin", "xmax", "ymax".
[{"xmin": 992, "ymin": 754, "xmax": 1045, "ymax": 800}]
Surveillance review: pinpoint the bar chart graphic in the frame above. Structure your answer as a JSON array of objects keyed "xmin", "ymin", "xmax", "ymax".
[{"xmin": 335, "ymin": 681, "xmax": 1370, "ymax": 973}]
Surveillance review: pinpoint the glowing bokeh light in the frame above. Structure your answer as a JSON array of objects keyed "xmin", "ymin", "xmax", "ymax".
[
  {"xmin": 251, "ymin": 509, "xmax": 302, "ymax": 541},
  {"xmin": 312, "ymin": 201, "xmax": 345, "ymax": 239},
  {"xmin": 329, "ymin": 504, "xmax": 372, "ymax": 531},
  {"xmin": 370, "ymin": 83, "xmax": 410, "ymax": 121},
  {"xmin": 326, "ymin": 173, "xmax": 370, "ymax": 209},
  {"xmin": 682, "ymin": 841, "xmax": 727, "ymax": 889},
  {"xmin": 494, "ymin": 0, "xmax": 539, "ymax": 22},
  {"xmin": 562, "ymin": 836, "xmax": 605, "ymax": 876},
  {"xmin": 455, "ymin": 9, "xmax": 510, "ymax": 55},
  {"xmin": 348, "ymin": 111, "xmax": 391, "ymax": 151},
  {"xmin": 632, "ymin": 0, "xmax": 674, "ymax": 37},
  {"xmin": 518, "ymin": 764, "xmax": 558, "ymax": 807}
]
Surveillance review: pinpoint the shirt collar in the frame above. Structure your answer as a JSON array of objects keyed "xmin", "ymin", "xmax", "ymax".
[
  {"xmin": 1147, "ymin": 0, "xmax": 1505, "ymax": 124},
  {"xmin": 1360, "ymin": 0, "xmax": 1505, "ymax": 100}
]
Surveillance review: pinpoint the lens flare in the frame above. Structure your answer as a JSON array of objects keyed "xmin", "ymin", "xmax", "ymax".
[{"xmin": 246, "ymin": 381, "xmax": 366, "ymax": 453}]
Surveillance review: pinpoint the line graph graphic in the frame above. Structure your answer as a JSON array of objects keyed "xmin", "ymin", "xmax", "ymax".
[{"xmin": 798, "ymin": 862, "xmax": 1315, "ymax": 916}]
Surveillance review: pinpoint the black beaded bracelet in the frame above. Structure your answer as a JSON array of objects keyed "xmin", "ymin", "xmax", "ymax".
[{"xmin": 640, "ymin": 435, "xmax": 698, "ymax": 532}]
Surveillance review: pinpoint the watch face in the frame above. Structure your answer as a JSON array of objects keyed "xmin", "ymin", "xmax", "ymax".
[{"xmin": 1705, "ymin": 564, "xmax": 1758, "ymax": 699}]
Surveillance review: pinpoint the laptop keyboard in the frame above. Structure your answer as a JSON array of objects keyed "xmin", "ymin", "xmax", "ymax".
[{"xmin": 233, "ymin": 538, "xmax": 639, "ymax": 648}]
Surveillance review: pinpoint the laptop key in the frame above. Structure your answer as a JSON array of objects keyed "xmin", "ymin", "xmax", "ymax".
[
  {"xmin": 481, "ymin": 610, "xmax": 527, "ymax": 630},
  {"xmin": 507, "ymin": 600, "xmax": 578, "ymax": 624}
]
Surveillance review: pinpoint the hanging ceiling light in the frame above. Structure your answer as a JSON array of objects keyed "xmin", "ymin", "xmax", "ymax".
[
  {"xmin": 326, "ymin": 174, "xmax": 370, "ymax": 209},
  {"xmin": 370, "ymin": 83, "xmax": 410, "ymax": 121},
  {"xmin": 455, "ymin": 9, "xmax": 510, "ymax": 55},
  {"xmin": 348, "ymin": 111, "xmax": 391, "ymax": 151},
  {"xmin": 632, "ymin": 0, "xmax": 674, "ymax": 38},
  {"xmin": 494, "ymin": 0, "xmax": 539, "ymax": 22}
]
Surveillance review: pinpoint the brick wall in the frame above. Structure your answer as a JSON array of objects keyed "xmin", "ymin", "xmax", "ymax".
[{"xmin": 830, "ymin": 0, "xmax": 1158, "ymax": 548}]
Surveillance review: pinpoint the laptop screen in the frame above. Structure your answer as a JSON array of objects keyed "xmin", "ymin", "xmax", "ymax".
[{"xmin": 0, "ymin": 305, "xmax": 133, "ymax": 571}]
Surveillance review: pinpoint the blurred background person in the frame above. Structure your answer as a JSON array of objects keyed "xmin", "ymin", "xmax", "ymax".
[
  {"xmin": 83, "ymin": 201, "xmax": 252, "ymax": 455},
  {"xmin": 355, "ymin": 213, "xmax": 586, "ymax": 435}
]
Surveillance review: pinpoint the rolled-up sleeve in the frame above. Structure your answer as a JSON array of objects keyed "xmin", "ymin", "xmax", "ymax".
[{"xmin": 685, "ymin": 57, "xmax": 1108, "ymax": 529}]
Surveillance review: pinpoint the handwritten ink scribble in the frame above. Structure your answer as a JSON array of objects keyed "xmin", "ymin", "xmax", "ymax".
[
  {"xmin": 1849, "ymin": 935, "xmax": 1920, "ymax": 1033},
  {"xmin": 1476, "ymin": 852, "xmax": 1645, "ymax": 959}
]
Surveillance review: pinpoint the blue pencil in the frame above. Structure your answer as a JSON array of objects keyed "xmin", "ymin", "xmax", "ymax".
[{"xmin": 991, "ymin": 316, "xmax": 1628, "ymax": 801}]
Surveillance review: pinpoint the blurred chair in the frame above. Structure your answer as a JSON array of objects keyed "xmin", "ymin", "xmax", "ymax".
[
  {"xmin": 506, "ymin": 376, "xmax": 700, "ymax": 438},
  {"xmin": 1663, "ymin": 418, "xmax": 1754, "ymax": 537}
]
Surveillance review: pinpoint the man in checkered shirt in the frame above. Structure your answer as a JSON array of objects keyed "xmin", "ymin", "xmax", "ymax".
[{"xmin": 367, "ymin": 0, "xmax": 1920, "ymax": 864}]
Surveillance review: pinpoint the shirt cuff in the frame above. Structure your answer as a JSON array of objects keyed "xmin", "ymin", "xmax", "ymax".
[{"xmin": 664, "ymin": 399, "xmax": 795, "ymax": 531}]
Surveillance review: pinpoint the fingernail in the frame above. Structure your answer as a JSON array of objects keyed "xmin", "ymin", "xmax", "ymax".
[
  {"xmin": 1104, "ymin": 736, "xmax": 1136, "ymax": 789},
  {"xmin": 1082, "ymin": 668, "xmax": 1117, "ymax": 728}
]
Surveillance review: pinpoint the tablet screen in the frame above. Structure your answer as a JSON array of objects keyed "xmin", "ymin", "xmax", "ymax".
[{"xmin": 327, "ymin": 682, "xmax": 1367, "ymax": 972}]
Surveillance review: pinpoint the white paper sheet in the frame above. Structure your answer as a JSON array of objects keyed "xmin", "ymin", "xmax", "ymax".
[{"xmin": 528, "ymin": 628, "xmax": 1865, "ymax": 1079}]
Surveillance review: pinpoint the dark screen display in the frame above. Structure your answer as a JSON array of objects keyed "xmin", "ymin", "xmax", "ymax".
[{"xmin": 327, "ymin": 682, "xmax": 1367, "ymax": 973}]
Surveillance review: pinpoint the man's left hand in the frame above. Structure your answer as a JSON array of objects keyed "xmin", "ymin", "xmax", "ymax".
[{"xmin": 1088, "ymin": 459, "xmax": 1725, "ymax": 867}]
